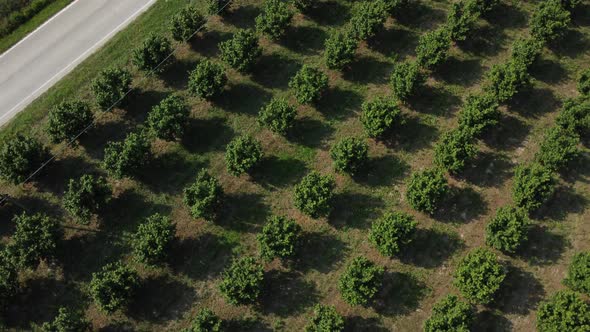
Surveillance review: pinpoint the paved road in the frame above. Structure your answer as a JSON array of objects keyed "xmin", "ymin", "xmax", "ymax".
[{"xmin": 0, "ymin": 0, "xmax": 157, "ymax": 126}]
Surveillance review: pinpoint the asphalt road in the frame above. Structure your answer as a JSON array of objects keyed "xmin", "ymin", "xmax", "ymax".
[{"xmin": 0, "ymin": 0, "xmax": 157, "ymax": 126}]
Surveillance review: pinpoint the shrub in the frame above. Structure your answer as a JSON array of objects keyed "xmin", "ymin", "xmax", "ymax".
[
  {"xmin": 511, "ymin": 37, "xmax": 545, "ymax": 69},
  {"xmin": 289, "ymin": 65, "xmax": 329, "ymax": 104},
  {"xmin": 225, "ymin": 135, "xmax": 263, "ymax": 176},
  {"xmin": 537, "ymin": 290, "xmax": 590, "ymax": 332},
  {"xmin": 132, "ymin": 33, "xmax": 173, "ymax": 73},
  {"xmin": 183, "ymin": 169, "xmax": 223, "ymax": 220},
  {"xmin": 416, "ymin": 28, "xmax": 451, "ymax": 69},
  {"xmin": 90, "ymin": 262, "xmax": 139, "ymax": 313},
  {"xmin": 512, "ymin": 163, "xmax": 555, "ymax": 212},
  {"xmin": 530, "ymin": 0, "xmax": 571, "ymax": 43},
  {"xmin": 369, "ymin": 211, "xmax": 417, "ymax": 257},
  {"xmin": 258, "ymin": 98, "xmax": 297, "ymax": 135},
  {"xmin": 565, "ymin": 252, "xmax": 590, "ymax": 295},
  {"xmin": 293, "ymin": 171, "xmax": 335, "ymax": 218},
  {"xmin": 338, "ymin": 256, "xmax": 384, "ymax": 306},
  {"xmin": 40, "ymin": 307, "xmax": 90, "ymax": 332},
  {"xmin": 446, "ymin": 0, "xmax": 480, "ymax": 42},
  {"xmin": 324, "ymin": 29, "xmax": 358, "ymax": 70},
  {"xmin": 485, "ymin": 206, "xmax": 530, "ymax": 254},
  {"xmin": 535, "ymin": 126, "xmax": 580, "ymax": 171},
  {"xmin": 219, "ymin": 29, "xmax": 262, "ymax": 73},
  {"xmin": 557, "ymin": 97, "xmax": 590, "ymax": 136},
  {"xmin": 0, "ymin": 134, "xmax": 49, "ymax": 184},
  {"xmin": 147, "ymin": 94, "xmax": 190, "ymax": 141},
  {"xmin": 258, "ymin": 215, "xmax": 302, "ymax": 261},
  {"xmin": 330, "ymin": 137, "xmax": 369, "ymax": 175},
  {"xmin": 255, "ymin": 0, "xmax": 293, "ymax": 40},
  {"xmin": 8, "ymin": 213, "xmax": 62, "ymax": 269},
  {"xmin": 484, "ymin": 60, "xmax": 530, "ymax": 103},
  {"xmin": 91, "ymin": 67, "xmax": 132, "ymax": 111},
  {"xmin": 205, "ymin": 0, "xmax": 231, "ymax": 15},
  {"xmin": 184, "ymin": 308, "xmax": 222, "ymax": 332},
  {"xmin": 219, "ymin": 257, "xmax": 264, "ymax": 305},
  {"xmin": 102, "ymin": 132, "xmax": 152, "ymax": 179},
  {"xmin": 424, "ymin": 295, "xmax": 474, "ymax": 332},
  {"xmin": 305, "ymin": 304, "xmax": 344, "ymax": 332},
  {"xmin": 390, "ymin": 60, "xmax": 425, "ymax": 102},
  {"xmin": 0, "ymin": 251, "xmax": 18, "ymax": 309},
  {"xmin": 406, "ymin": 169, "xmax": 449, "ymax": 214},
  {"xmin": 578, "ymin": 68, "xmax": 590, "ymax": 97},
  {"xmin": 348, "ymin": 1, "xmax": 388, "ymax": 41},
  {"xmin": 63, "ymin": 174, "xmax": 111, "ymax": 224},
  {"xmin": 434, "ymin": 128, "xmax": 477, "ymax": 174},
  {"xmin": 453, "ymin": 248, "xmax": 506, "ymax": 304},
  {"xmin": 188, "ymin": 59, "xmax": 227, "ymax": 99},
  {"xmin": 132, "ymin": 214, "xmax": 176, "ymax": 266},
  {"xmin": 170, "ymin": 5, "xmax": 204, "ymax": 42},
  {"xmin": 457, "ymin": 92, "xmax": 500, "ymax": 136},
  {"xmin": 360, "ymin": 97, "xmax": 403, "ymax": 139},
  {"xmin": 47, "ymin": 100, "xmax": 93, "ymax": 144},
  {"xmin": 294, "ymin": 0, "xmax": 314, "ymax": 13}
]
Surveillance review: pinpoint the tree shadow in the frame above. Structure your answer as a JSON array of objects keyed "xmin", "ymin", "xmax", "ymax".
[
  {"xmin": 434, "ymin": 57, "xmax": 484, "ymax": 87},
  {"xmin": 295, "ymin": 231, "xmax": 349, "ymax": 273},
  {"xmin": 484, "ymin": 2, "xmax": 528, "ymax": 30},
  {"xmin": 329, "ymin": 192, "xmax": 384, "ymax": 229},
  {"xmin": 343, "ymin": 56, "xmax": 392, "ymax": 84},
  {"xmin": 35, "ymin": 155, "xmax": 98, "ymax": 196},
  {"xmin": 548, "ymin": 29, "xmax": 590, "ymax": 58},
  {"xmin": 373, "ymin": 271, "xmax": 429, "ymax": 317},
  {"xmin": 572, "ymin": 3, "xmax": 590, "ymax": 26},
  {"xmin": 481, "ymin": 113, "xmax": 530, "ymax": 151},
  {"xmin": 508, "ymin": 87, "xmax": 560, "ymax": 119},
  {"xmin": 394, "ymin": 3, "xmax": 446, "ymax": 29},
  {"xmin": 560, "ymin": 152, "xmax": 590, "ymax": 183},
  {"xmin": 127, "ymin": 276, "xmax": 196, "ymax": 323},
  {"xmin": 280, "ymin": 25, "xmax": 327, "ymax": 55},
  {"xmin": 224, "ymin": 4, "xmax": 259, "ymax": 29},
  {"xmin": 137, "ymin": 149, "xmax": 205, "ymax": 194},
  {"xmin": 60, "ymin": 232, "xmax": 126, "ymax": 282},
  {"xmin": 260, "ymin": 270, "xmax": 319, "ymax": 317},
  {"xmin": 345, "ymin": 316, "xmax": 389, "ymax": 332},
  {"xmin": 534, "ymin": 186, "xmax": 588, "ymax": 222},
  {"xmin": 400, "ymin": 228, "xmax": 465, "ymax": 268},
  {"xmin": 289, "ymin": 117, "xmax": 335, "ymax": 148},
  {"xmin": 461, "ymin": 151, "xmax": 514, "ymax": 188},
  {"xmin": 492, "ymin": 264, "xmax": 545, "ymax": 315},
  {"xmin": 12, "ymin": 195, "xmax": 63, "ymax": 220},
  {"xmin": 182, "ymin": 117, "xmax": 234, "ymax": 153},
  {"xmin": 189, "ymin": 30, "xmax": 232, "ymax": 57},
  {"xmin": 98, "ymin": 322, "xmax": 135, "ymax": 332},
  {"xmin": 102, "ymin": 189, "xmax": 172, "ymax": 233},
  {"xmin": 518, "ymin": 224, "xmax": 569, "ymax": 266},
  {"xmin": 530, "ymin": 58, "xmax": 569, "ymax": 84},
  {"xmin": 304, "ymin": 0, "xmax": 349, "ymax": 26},
  {"xmin": 368, "ymin": 27, "xmax": 418, "ymax": 58},
  {"xmin": 82, "ymin": 118, "xmax": 133, "ymax": 160},
  {"xmin": 5, "ymin": 277, "xmax": 87, "ymax": 329},
  {"xmin": 316, "ymin": 86, "xmax": 363, "ymax": 121},
  {"xmin": 170, "ymin": 233, "xmax": 236, "ymax": 280},
  {"xmin": 355, "ymin": 154, "xmax": 409, "ymax": 187},
  {"xmin": 251, "ymin": 155, "xmax": 308, "ymax": 189},
  {"xmin": 224, "ymin": 316, "xmax": 273, "ymax": 332},
  {"xmin": 125, "ymin": 89, "xmax": 169, "ymax": 123},
  {"xmin": 160, "ymin": 57, "xmax": 199, "ymax": 90},
  {"xmin": 218, "ymin": 193, "xmax": 269, "ymax": 232},
  {"xmin": 457, "ymin": 24, "xmax": 508, "ymax": 57},
  {"xmin": 251, "ymin": 53, "xmax": 301, "ymax": 89},
  {"xmin": 472, "ymin": 310, "xmax": 513, "ymax": 332},
  {"xmin": 408, "ymin": 85, "xmax": 462, "ymax": 118},
  {"xmin": 215, "ymin": 83, "xmax": 272, "ymax": 115},
  {"xmin": 433, "ymin": 186, "xmax": 488, "ymax": 223},
  {"xmin": 386, "ymin": 115, "xmax": 439, "ymax": 152}
]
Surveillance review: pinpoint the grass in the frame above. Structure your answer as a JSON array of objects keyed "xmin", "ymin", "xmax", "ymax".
[
  {"xmin": 1, "ymin": 0, "xmax": 590, "ymax": 331},
  {"xmin": 0, "ymin": 0, "xmax": 73, "ymax": 54}
]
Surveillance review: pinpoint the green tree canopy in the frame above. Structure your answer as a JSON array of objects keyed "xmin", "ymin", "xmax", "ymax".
[
  {"xmin": 47, "ymin": 100, "xmax": 93, "ymax": 144},
  {"xmin": 453, "ymin": 248, "xmax": 506, "ymax": 304},
  {"xmin": 369, "ymin": 211, "xmax": 417, "ymax": 257},
  {"xmin": 219, "ymin": 257, "xmax": 264, "ymax": 305},
  {"xmin": 63, "ymin": 174, "xmax": 111, "ymax": 224},
  {"xmin": 338, "ymin": 256, "xmax": 384, "ymax": 306},
  {"xmin": 293, "ymin": 171, "xmax": 336, "ymax": 218}
]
